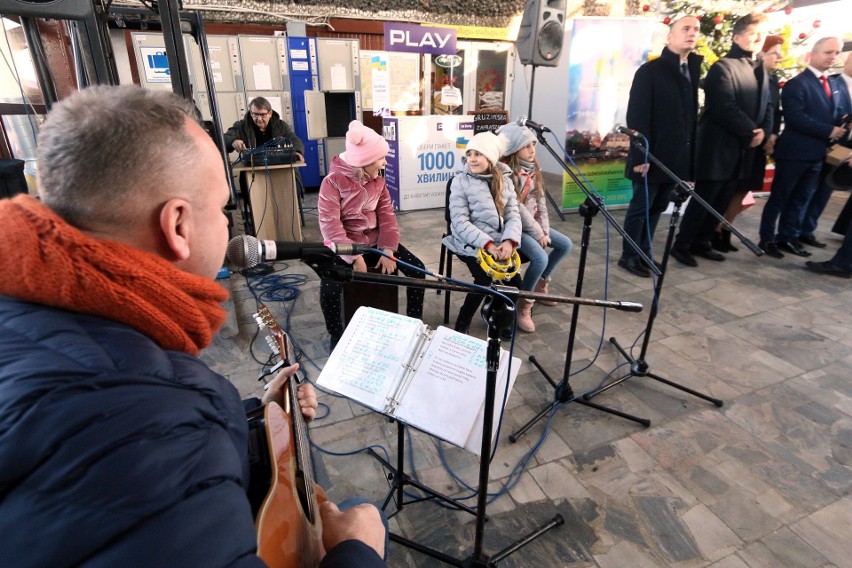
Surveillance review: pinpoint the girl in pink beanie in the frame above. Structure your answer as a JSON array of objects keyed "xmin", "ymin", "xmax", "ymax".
[{"xmin": 317, "ymin": 120, "xmax": 425, "ymax": 349}]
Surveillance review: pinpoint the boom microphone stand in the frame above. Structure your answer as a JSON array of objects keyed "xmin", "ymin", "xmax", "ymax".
[
  {"xmin": 582, "ymin": 134, "xmax": 759, "ymax": 410},
  {"xmin": 511, "ymin": 123, "xmax": 659, "ymax": 442},
  {"xmin": 228, "ymin": 241, "xmax": 642, "ymax": 567}
]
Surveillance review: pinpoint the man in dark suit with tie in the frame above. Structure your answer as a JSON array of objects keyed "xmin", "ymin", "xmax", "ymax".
[
  {"xmin": 617, "ymin": 16, "xmax": 702, "ymax": 277},
  {"xmin": 670, "ymin": 13, "xmax": 773, "ymax": 267},
  {"xmin": 757, "ymin": 37, "xmax": 846, "ymax": 258},
  {"xmin": 797, "ymin": 52, "xmax": 852, "ymax": 248}
]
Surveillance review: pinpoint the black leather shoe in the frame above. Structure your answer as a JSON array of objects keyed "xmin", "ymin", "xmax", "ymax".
[
  {"xmin": 759, "ymin": 240, "xmax": 784, "ymax": 259},
  {"xmin": 618, "ymin": 256, "xmax": 651, "ymax": 277},
  {"xmin": 798, "ymin": 235, "xmax": 827, "ymax": 248},
  {"xmin": 777, "ymin": 240, "xmax": 812, "ymax": 257},
  {"xmin": 690, "ymin": 246, "xmax": 726, "ymax": 261},
  {"xmin": 670, "ymin": 247, "xmax": 698, "ymax": 267},
  {"xmin": 805, "ymin": 260, "xmax": 851, "ymax": 278}
]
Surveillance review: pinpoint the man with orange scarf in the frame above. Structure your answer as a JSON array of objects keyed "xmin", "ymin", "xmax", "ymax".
[{"xmin": 0, "ymin": 86, "xmax": 385, "ymax": 567}]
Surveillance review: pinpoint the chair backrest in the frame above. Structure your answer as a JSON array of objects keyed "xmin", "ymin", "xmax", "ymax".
[{"xmin": 444, "ymin": 175, "xmax": 454, "ymax": 226}]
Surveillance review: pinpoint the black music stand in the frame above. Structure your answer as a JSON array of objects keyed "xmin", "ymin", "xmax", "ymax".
[
  {"xmin": 580, "ymin": 136, "xmax": 758, "ymax": 410},
  {"xmin": 510, "ymin": 128, "xmax": 659, "ymax": 442},
  {"xmin": 299, "ymin": 254, "xmax": 575, "ymax": 567}
]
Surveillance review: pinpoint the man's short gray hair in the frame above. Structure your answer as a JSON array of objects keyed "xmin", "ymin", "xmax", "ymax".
[
  {"xmin": 37, "ymin": 85, "xmax": 199, "ymax": 228},
  {"xmin": 249, "ymin": 96, "xmax": 272, "ymax": 112},
  {"xmin": 811, "ymin": 36, "xmax": 842, "ymax": 53},
  {"xmin": 731, "ymin": 12, "xmax": 768, "ymax": 37}
]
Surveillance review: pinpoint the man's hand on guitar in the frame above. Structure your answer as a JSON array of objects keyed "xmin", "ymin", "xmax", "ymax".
[
  {"xmin": 261, "ymin": 363, "xmax": 318, "ymax": 423},
  {"xmin": 320, "ymin": 501, "xmax": 386, "ymax": 559}
]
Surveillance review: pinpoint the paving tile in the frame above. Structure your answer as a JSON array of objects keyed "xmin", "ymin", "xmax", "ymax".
[{"xmin": 206, "ymin": 190, "xmax": 852, "ymax": 567}]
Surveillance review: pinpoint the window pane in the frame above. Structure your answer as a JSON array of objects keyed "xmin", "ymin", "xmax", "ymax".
[{"xmin": 1, "ymin": 18, "xmax": 44, "ymax": 105}]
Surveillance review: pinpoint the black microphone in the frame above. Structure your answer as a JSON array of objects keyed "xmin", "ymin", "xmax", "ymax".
[
  {"xmin": 517, "ymin": 116, "xmax": 551, "ymax": 133},
  {"xmin": 226, "ymin": 235, "xmax": 375, "ymax": 268},
  {"xmin": 615, "ymin": 125, "xmax": 645, "ymax": 140}
]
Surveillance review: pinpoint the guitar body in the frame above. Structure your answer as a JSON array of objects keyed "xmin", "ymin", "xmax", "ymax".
[{"xmin": 255, "ymin": 401, "xmax": 326, "ymax": 568}]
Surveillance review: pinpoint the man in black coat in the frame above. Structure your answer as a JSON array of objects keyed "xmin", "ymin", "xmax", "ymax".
[
  {"xmin": 671, "ymin": 13, "xmax": 773, "ymax": 267},
  {"xmin": 617, "ymin": 16, "xmax": 702, "ymax": 277},
  {"xmin": 225, "ymin": 96, "xmax": 305, "ymax": 159}
]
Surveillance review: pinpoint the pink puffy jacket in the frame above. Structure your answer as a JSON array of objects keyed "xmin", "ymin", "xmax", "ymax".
[{"xmin": 318, "ymin": 154, "xmax": 400, "ymax": 264}]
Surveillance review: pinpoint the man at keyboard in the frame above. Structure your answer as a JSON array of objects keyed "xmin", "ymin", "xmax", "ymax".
[{"xmin": 225, "ymin": 96, "xmax": 304, "ymax": 162}]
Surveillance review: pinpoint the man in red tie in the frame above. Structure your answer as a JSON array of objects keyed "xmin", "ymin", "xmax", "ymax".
[{"xmin": 757, "ymin": 36, "xmax": 846, "ymax": 258}]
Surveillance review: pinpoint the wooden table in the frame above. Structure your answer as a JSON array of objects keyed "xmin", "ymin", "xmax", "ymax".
[{"xmin": 232, "ymin": 161, "xmax": 305, "ymax": 242}]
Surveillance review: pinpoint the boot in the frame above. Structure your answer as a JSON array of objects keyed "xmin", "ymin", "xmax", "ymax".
[
  {"xmin": 534, "ymin": 277, "xmax": 557, "ymax": 306},
  {"xmin": 710, "ymin": 231, "xmax": 727, "ymax": 253},
  {"xmin": 721, "ymin": 229, "xmax": 738, "ymax": 252},
  {"xmin": 516, "ymin": 299, "xmax": 536, "ymax": 333},
  {"xmin": 454, "ymin": 316, "xmax": 471, "ymax": 335}
]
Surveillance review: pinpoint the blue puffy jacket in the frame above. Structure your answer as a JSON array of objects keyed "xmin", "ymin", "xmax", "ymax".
[{"xmin": 0, "ymin": 296, "xmax": 382, "ymax": 567}]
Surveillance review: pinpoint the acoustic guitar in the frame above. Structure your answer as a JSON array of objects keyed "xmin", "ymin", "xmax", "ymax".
[{"xmin": 251, "ymin": 306, "xmax": 326, "ymax": 568}]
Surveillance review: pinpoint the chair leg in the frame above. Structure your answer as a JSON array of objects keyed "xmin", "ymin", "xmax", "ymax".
[
  {"xmin": 444, "ymin": 251, "xmax": 453, "ymax": 324},
  {"xmin": 438, "ymin": 241, "xmax": 446, "ymax": 295}
]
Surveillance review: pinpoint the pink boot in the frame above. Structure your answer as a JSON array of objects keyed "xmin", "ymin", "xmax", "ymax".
[
  {"xmin": 535, "ymin": 277, "xmax": 557, "ymax": 306},
  {"xmin": 516, "ymin": 299, "xmax": 536, "ymax": 333}
]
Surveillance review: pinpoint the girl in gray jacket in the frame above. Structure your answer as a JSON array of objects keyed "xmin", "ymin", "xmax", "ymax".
[{"xmin": 442, "ymin": 132, "xmax": 525, "ymax": 336}]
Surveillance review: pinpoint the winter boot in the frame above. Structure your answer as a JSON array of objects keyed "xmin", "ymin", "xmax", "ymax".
[
  {"xmin": 534, "ymin": 277, "xmax": 557, "ymax": 306},
  {"xmin": 516, "ymin": 299, "xmax": 536, "ymax": 333},
  {"xmin": 710, "ymin": 231, "xmax": 727, "ymax": 253},
  {"xmin": 721, "ymin": 229, "xmax": 738, "ymax": 252}
]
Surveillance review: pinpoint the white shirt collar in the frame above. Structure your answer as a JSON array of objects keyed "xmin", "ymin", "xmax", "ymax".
[{"xmin": 808, "ymin": 66, "xmax": 827, "ymax": 79}]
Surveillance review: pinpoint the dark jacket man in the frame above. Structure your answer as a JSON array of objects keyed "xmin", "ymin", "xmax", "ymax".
[
  {"xmin": 625, "ymin": 48, "xmax": 702, "ymax": 183},
  {"xmin": 693, "ymin": 43, "xmax": 773, "ymax": 182},
  {"xmin": 225, "ymin": 108, "xmax": 305, "ymax": 156},
  {"xmin": 617, "ymin": 17, "xmax": 703, "ymax": 278},
  {"xmin": 671, "ymin": 12, "xmax": 772, "ymax": 267},
  {"xmin": 624, "ymin": 47, "xmax": 704, "ymax": 183}
]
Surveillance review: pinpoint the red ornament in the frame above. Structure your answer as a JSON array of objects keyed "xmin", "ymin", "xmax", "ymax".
[
  {"xmin": 798, "ymin": 32, "xmax": 807, "ymax": 39},
  {"xmin": 714, "ymin": 15, "xmax": 723, "ymax": 24},
  {"xmin": 813, "ymin": 20, "xmax": 821, "ymax": 28},
  {"xmin": 784, "ymin": 7, "xmax": 793, "ymax": 15},
  {"xmin": 696, "ymin": 15, "xmax": 702, "ymax": 21},
  {"xmin": 642, "ymin": 4, "xmax": 650, "ymax": 12},
  {"xmin": 663, "ymin": 16, "xmax": 671, "ymax": 24}
]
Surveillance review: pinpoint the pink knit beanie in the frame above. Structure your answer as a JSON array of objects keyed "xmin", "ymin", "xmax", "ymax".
[{"xmin": 344, "ymin": 120, "xmax": 389, "ymax": 167}]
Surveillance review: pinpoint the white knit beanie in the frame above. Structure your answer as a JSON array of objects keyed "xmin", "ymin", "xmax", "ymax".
[
  {"xmin": 465, "ymin": 132, "xmax": 505, "ymax": 166},
  {"xmin": 496, "ymin": 123, "xmax": 537, "ymax": 157}
]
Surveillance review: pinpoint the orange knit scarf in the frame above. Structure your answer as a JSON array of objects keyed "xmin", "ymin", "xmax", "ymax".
[{"xmin": 0, "ymin": 195, "xmax": 228, "ymax": 356}]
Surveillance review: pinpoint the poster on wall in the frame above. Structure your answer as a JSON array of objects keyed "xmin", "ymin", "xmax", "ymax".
[
  {"xmin": 139, "ymin": 46, "xmax": 171, "ymax": 83},
  {"xmin": 383, "ymin": 115, "xmax": 474, "ymax": 211},
  {"xmin": 562, "ymin": 18, "xmax": 660, "ymax": 209}
]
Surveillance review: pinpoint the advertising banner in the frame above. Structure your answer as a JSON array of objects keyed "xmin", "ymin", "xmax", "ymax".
[
  {"xmin": 562, "ymin": 18, "xmax": 660, "ymax": 209},
  {"xmin": 384, "ymin": 23, "xmax": 457, "ymax": 55},
  {"xmin": 383, "ymin": 115, "xmax": 474, "ymax": 210}
]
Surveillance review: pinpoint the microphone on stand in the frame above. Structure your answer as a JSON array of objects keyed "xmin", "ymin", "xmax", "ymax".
[
  {"xmin": 517, "ymin": 116, "xmax": 551, "ymax": 133},
  {"xmin": 226, "ymin": 234, "xmax": 375, "ymax": 268},
  {"xmin": 615, "ymin": 125, "xmax": 645, "ymax": 140}
]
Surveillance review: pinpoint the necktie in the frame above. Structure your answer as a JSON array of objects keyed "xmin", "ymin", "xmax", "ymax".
[
  {"xmin": 820, "ymin": 75, "xmax": 831, "ymax": 98},
  {"xmin": 681, "ymin": 63, "xmax": 690, "ymax": 80}
]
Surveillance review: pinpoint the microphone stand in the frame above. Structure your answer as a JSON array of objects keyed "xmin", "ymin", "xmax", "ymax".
[
  {"xmin": 510, "ymin": 128, "xmax": 659, "ymax": 443},
  {"xmin": 581, "ymin": 137, "xmax": 728, "ymax": 411},
  {"xmin": 298, "ymin": 252, "xmax": 642, "ymax": 566}
]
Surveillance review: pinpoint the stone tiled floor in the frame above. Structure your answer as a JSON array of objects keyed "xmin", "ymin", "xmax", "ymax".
[{"xmin": 203, "ymin": 182, "xmax": 852, "ymax": 567}]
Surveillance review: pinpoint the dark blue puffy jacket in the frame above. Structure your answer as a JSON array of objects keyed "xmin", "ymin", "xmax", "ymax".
[
  {"xmin": 0, "ymin": 296, "xmax": 262, "ymax": 566},
  {"xmin": 0, "ymin": 296, "xmax": 382, "ymax": 567}
]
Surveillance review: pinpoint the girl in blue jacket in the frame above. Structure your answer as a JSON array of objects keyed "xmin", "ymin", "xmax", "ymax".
[{"xmin": 442, "ymin": 132, "xmax": 525, "ymax": 336}]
